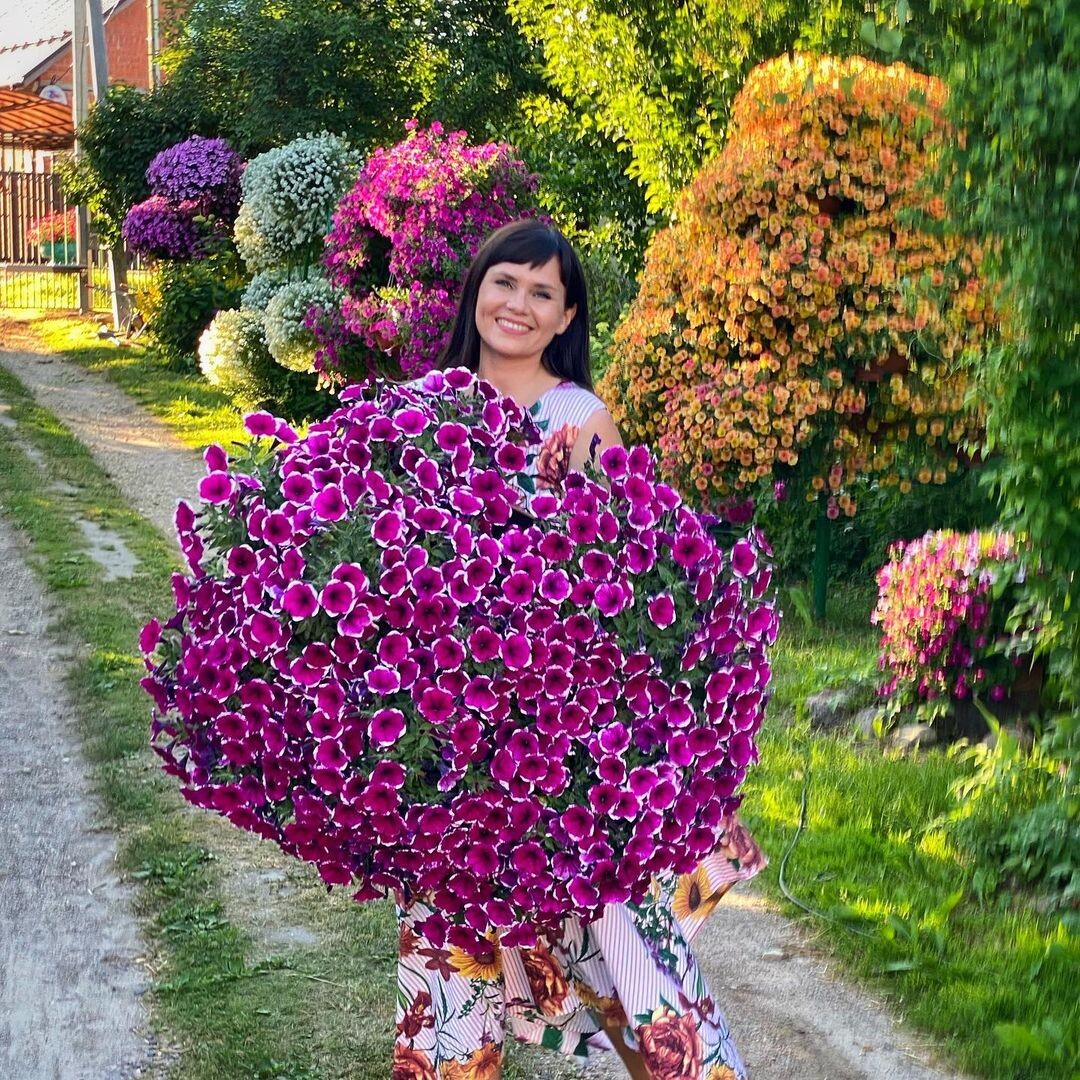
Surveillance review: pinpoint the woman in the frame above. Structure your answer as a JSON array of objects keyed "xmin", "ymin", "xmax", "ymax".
[{"xmin": 394, "ymin": 219, "xmax": 765, "ymax": 1080}]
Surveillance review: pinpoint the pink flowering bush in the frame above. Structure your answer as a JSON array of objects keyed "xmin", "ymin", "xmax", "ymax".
[
  {"xmin": 24, "ymin": 208, "xmax": 76, "ymax": 246},
  {"xmin": 140, "ymin": 370, "xmax": 777, "ymax": 954},
  {"xmin": 316, "ymin": 122, "xmax": 540, "ymax": 382},
  {"xmin": 872, "ymin": 529, "xmax": 1031, "ymax": 725}
]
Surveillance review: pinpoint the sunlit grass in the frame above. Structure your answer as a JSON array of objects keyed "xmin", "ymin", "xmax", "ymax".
[
  {"xmin": 18, "ymin": 315, "xmax": 245, "ymax": 450},
  {"xmin": 737, "ymin": 584, "xmax": 1077, "ymax": 1078}
]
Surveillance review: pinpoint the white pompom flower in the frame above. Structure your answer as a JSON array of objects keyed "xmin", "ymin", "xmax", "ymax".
[{"xmin": 263, "ymin": 275, "xmax": 340, "ymax": 373}]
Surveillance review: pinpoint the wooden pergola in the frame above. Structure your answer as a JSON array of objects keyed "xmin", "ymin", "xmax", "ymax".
[{"xmin": 0, "ymin": 88, "xmax": 74, "ymax": 152}]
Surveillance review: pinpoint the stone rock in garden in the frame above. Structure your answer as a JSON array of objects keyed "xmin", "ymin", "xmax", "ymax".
[
  {"xmin": 806, "ymin": 689, "xmax": 859, "ymax": 732},
  {"xmin": 853, "ymin": 707, "xmax": 884, "ymax": 740},
  {"xmin": 888, "ymin": 723, "xmax": 939, "ymax": 754},
  {"xmin": 978, "ymin": 724, "xmax": 1035, "ymax": 752}
]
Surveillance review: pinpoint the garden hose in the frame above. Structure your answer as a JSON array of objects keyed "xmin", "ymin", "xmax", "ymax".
[{"xmin": 776, "ymin": 741, "xmax": 876, "ymax": 938}]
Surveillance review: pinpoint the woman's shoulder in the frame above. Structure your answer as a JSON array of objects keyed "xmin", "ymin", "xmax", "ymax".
[{"xmin": 536, "ymin": 382, "xmax": 610, "ymax": 427}]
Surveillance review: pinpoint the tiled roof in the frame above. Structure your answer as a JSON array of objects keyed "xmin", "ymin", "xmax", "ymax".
[{"xmin": 0, "ymin": 0, "xmax": 123, "ymax": 89}]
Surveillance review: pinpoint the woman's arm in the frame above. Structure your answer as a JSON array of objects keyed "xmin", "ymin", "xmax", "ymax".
[{"xmin": 570, "ymin": 408, "xmax": 623, "ymax": 472}]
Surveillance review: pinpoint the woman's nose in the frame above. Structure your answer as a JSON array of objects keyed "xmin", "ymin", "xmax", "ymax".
[{"xmin": 505, "ymin": 287, "xmax": 526, "ymax": 311}]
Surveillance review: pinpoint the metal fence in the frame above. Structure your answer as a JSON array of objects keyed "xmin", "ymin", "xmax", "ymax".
[{"xmin": 0, "ymin": 166, "xmax": 147, "ymax": 314}]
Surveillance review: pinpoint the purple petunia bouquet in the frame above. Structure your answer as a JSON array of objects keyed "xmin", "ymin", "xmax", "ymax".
[
  {"xmin": 122, "ymin": 135, "xmax": 245, "ymax": 262},
  {"xmin": 122, "ymin": 195, "xmax": 206, "ymax": 261},
  {"xmin": 141, "ymin": 370, "xmax": 777, "ymax": 954},
  {"xmin": 145, "ymin": 135, "xmax": 244, "ymax": 218}
]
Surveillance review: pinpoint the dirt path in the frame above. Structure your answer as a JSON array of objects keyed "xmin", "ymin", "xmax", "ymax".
[
  {"xmin": 0, "ymin": 511, "xmax": 151, "ymax": 1078},
  {"xmin": 0, "ymin": 332, "xmax": 966, "ymax": 1080}
]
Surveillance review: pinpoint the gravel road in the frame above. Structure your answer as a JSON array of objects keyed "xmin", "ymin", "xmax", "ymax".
[
  {"xmin": 0, "ymin": 328, "xmax": 967, "ymax": 1080},
  {"xmin": 0, "ymin": 511, "xmax": 151, "ymax": 1078}
]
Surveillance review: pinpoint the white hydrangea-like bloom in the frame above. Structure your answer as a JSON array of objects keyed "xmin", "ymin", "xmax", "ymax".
[
  {"xmin": 198, "ymin": 308, "xmax": 271, "ymax": 392},
  {"xmin": 263, "ymin": 275, "xmax": 339, "ymax": 372},
  {"xmin": 242, "ymin": 266, "xmax": 325, "ymax": 312},
  {"xmin": 234, "ymin": 132, "xmax": 358, "ymax": 272}
]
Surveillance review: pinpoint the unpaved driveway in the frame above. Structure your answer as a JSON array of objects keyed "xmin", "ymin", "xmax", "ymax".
[
  {"xmin": 0, "ymin": 509, "xmax": 150, "ymax": 1079},
  {"xmin": 0, "ymin": 330, "xmax": 966, "ymax": 1080}
]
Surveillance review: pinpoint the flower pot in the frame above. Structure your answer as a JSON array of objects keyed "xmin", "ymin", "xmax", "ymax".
[
  {"xmin": 880, "ymin": 349, "xmax": 910, "ymax": 374},
  {"xmin": 42, "ymin": 240, "xmax": 77, "ymax": 264},
  {"xmin": 955, "ymin": 445, "xmax": 986, "ymax": 469},
  {"xmin": 813, "ymin": 194, "xmax": 844, "ymax": 217},
  {"xmin": 854, "ymin": 350, "xmax": 910, "ymax": 383}
]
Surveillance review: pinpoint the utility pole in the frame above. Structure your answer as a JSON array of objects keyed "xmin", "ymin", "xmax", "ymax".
[
  {"xmin": 148, "ymin": 0, "xmax": 163, "ymax": 89},
  {"xmin": 85, "ymin": 0, "xmax": 133, "ymax": 331},
  {"xmin": 71, "ymin": 0, "xmax": 91, "ymax": 314}
]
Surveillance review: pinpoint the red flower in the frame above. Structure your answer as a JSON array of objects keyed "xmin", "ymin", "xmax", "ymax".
[
  {"xmin": 637, "ymin": 1007, "xmax": 703, "ymax": 1080},
  {"xmin": 521, "ymin": 942, "xmax": 570, "ymax": 1016}
]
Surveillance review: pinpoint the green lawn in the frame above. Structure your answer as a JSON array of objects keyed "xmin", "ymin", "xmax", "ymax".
[{"xmin": 1, "ymin": 314, "xmax": 1075, "ymax": 1079}]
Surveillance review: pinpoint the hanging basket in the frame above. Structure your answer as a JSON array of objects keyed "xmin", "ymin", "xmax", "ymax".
[{"xmin": 812, "ymin": 193, "xmax": 844, "ymax": 217}]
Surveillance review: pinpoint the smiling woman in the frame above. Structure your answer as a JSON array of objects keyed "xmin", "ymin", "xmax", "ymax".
[
  {"xmin": 440, "ymin": 219, "xmax": 621, "ymax": 486},
  {"xmin": 474, "ymin": 259, "xmax": 577, "ymax": 369},
  {"xmin": 399, "ymin": 219, "xmax": 767, "ymax": 1080}
]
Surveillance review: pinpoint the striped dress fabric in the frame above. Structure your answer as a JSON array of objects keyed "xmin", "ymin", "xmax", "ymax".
[
  {"xmin": 393, "ymin": 379, "xmax": 766, "ymax": 1080},
  {"xmin": 518, "ymin": 380, "xmax": 610, "ymax": 512}
]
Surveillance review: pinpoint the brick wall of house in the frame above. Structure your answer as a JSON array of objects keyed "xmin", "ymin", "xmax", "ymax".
[{"xmin": 23, "ymin": 0, "xmax": 187, "ymax": 98}]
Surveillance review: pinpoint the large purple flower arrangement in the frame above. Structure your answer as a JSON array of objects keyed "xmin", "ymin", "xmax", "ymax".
[
  {"xmin": 141, "ymin": 370, "xmax": 777, "ymax": 953},
  {"xmin": 872, "ymin": 530, "xmax": 1030, "ymax": 722},
  {"xmin": 122, "ymin": 195, "xmax": 205, "ymax": 261},
  {"xmin": 146, "ymin": 136, "xmax": 244, "ymax": 216},
  {"xmin": 123, "ymin": 135, "xmax": 244, "ymax": 262},
  {"xmin": 316, "ymin": 123, "xmax": 540, "ymax": 383}
]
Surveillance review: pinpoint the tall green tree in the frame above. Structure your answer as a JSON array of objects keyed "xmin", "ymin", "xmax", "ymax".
[
  {"xmin": 160, "ymin": 0, "xmax": 429, "ymax": 155},
  {"xmin": 927, "ymin": 0, "xmax": 1080, "ymax": 705},
  {"xmin": 507, "ymin": 0, "xmax": 865, "ymax": 212}
]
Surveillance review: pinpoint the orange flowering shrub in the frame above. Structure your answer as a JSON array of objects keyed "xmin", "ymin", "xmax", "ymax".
[{"xmin": 600, "ymin": 54, "xmax": 995, "ymax": 514}]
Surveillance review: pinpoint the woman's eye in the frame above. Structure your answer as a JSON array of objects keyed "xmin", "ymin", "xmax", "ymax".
[{"xmin": 535, "ymin": 292, "xmax": 552, "ymax": 300}]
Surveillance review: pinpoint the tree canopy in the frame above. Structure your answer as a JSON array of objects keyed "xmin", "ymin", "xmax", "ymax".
[{"xmin": 508, "ymin": 0, "xmax": 865, "ymax": 211}]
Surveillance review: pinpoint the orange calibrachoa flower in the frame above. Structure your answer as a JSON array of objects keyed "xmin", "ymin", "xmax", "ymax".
[{"xmin": 599, "ymin": 54, "xmax": 995, "ymax": 513}]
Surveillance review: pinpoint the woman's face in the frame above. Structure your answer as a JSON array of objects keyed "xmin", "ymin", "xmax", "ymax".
[{"xmin": 474, "ymin": 257, "xmax": 576, "ymax": 370}]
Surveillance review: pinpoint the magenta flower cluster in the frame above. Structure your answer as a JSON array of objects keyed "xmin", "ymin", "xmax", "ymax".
[
  {"xmin": 123, "ymin": 135, "xmax": 244, "ymax": 261},
  {"xmin": 872, "ymin": 529, "xmax": 1028, "ymax": 716},
  {"xmin": 141, "ymin": 370, "xmax": 777, "ymax": 955},
  {"xmin": 122, "ymin": 195, "xmax": 205, "ymax": 261},
  {"xmin": 316, "ymin": 122, "xmax": 539, "ymax": 382}
]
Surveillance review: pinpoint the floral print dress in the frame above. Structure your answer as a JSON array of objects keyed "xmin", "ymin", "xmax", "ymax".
[{"xmin": 394, "ymin": 382, "xmax": 766, "ymax": 1080}]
